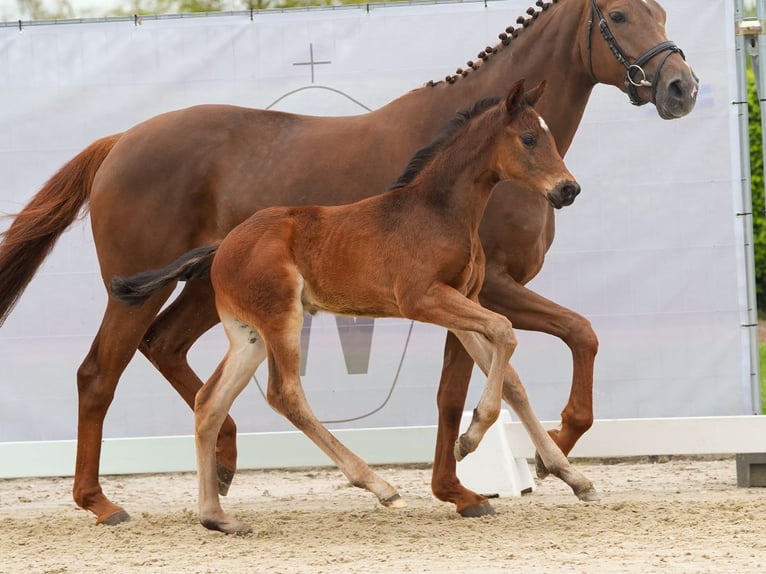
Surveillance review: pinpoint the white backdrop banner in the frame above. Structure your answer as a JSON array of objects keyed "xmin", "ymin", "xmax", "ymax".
[{"xmin": 0, "ymin": 0, "xmax": 750, "ymax": 443}]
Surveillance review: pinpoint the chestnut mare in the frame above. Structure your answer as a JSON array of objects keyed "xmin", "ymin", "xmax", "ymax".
[
  {"xmin": 0, "ymin": 0, "xmax": 698, "ymax": 525},
  {"xmin": 110, "ymin": 81, "xmax": 595, "ymax": 534}
]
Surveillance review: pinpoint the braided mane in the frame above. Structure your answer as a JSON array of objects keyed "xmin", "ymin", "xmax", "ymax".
[{"xmin": 426, "ymin": 0, "xmax": 562, "ymax": 87}]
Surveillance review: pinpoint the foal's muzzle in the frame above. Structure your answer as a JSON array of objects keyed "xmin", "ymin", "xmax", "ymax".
[{"xmin": 548, "ymin": 180, "xmax": 581, "ymax": 209}]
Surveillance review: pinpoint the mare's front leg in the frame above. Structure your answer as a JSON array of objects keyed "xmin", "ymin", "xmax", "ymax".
[
  {"xmin": 195, "ymin": 317, "xmax": 267, "ymax": 535},
  {"xmin": 432, "ymin": 332, "xmax": 497, "ymax": 517},
  {"xmin": 75, "ymin": 295, "xmax": 172, "ymax": 525},
  {"xmin": 139, "ymin": 278, "xmax": 239, "ymax": 494},
  {"xmin": 479, "ymin": 269, "xmax": 598, "ymax": 477}
]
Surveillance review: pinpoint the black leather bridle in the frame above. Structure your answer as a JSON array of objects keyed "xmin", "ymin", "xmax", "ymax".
[{"xmin": 587, "ymin": 0, "xmax": 686, "ymax": 106}]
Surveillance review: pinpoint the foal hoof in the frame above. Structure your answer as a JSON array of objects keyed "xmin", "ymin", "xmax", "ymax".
[
  {"xmin": 534, "ymin": 451, "xmax": 550, "ymax": 479},
  {"xmin": 458, "ymin": 501, "xmax": 496, "ymax": 518},
  {"xmin": 200, "ymin": 517, "xmax": 253, "ymax": 536},
  {"xmin": 381, "ymin": 493, "xmax": 407, "ymax": 508},
  {"xmin": 217, "ymin": 463, "xmax": 235, "ymax": 497},
  {"xmin": 574, "ymin": 485, "xmax": 600, "ymax": 503},
  {"xmin": 97, "ymin": 509, "xmax": 131, "ymax": 526},
  {"xmin": 454, "ymin": 435, "xmax": 471, "ymax": 462}
]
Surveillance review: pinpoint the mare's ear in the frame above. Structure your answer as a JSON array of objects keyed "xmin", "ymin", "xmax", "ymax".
[
  {"xmin": 524, "ymin": 80, "xmax": 547, "ymax": 108},
  {"xmin": 505, "ymin": 79, "xmax": 526, "ymax": 115}
]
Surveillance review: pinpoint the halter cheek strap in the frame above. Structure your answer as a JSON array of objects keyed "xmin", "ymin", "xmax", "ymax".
[{"xmin": 587, "ymin": 0, "xmax": 686, "ymax": 106}]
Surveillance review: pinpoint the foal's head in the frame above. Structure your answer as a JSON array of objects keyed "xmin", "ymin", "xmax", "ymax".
[{"xmin": 493, "ymin": 80, "xmax": 580, "ymax": 209}]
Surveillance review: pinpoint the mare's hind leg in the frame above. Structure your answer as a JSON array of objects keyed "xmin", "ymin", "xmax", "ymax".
[
  {"xmin": 74, "ymin": 293, "xmax": 173, "ymax": 525},
  {"xmin": 139, "ymin": 278, "xmax": 238, "ymax": 495},
  {"xmin": 264, "ymin": 320, "xmax": 404, "ymax": 509},
  {"xmin": 431, "ymin": 332, "xmax": 496, "ymax": 517},
  {"xmin": 195, "ymin": 316, "xmax": 266, "ymax": 535}
]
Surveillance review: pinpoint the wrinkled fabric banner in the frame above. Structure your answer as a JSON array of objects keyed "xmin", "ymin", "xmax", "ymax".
[{"xmin": 0, "ymin": 0, "xmax": 746, "ymax": 442}]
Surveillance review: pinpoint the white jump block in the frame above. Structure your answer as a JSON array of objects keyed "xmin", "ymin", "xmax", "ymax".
[{"xmin": 456, "ymin": 409, "xmax": 535, "ymax": 497}]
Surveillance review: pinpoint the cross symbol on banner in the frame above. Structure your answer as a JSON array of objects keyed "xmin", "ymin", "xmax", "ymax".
[{"xmin": 292, "ymin": 43, "xmax": 332, "ymax": 83}]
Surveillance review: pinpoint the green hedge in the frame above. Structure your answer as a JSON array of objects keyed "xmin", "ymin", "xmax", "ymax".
[{"xmin": 748, "ymin": 68, "xmax": 766, "ymax": 317}]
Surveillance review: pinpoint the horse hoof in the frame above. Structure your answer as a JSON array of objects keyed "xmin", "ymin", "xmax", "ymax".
[
  {"xmin": 381, "ymin": 493, "xmax": 407, "ymax": 508},
  {"xmin": 575, "ymin": 486, "xmax": 600, "ymax": 502},
  {"xmin": 453, "ymin": 436, "xmax": 470, "ymax": 462},
  {"xmin": 217, "ymin": 463, "xmax": 235, "ymax": 497},
  {"xmin": 200, "ymin": 518, "xmax": 253, "ymax": 536},
  {"xmin": 97, "ymin": 509, "xmax": 131, "ymax": 526},
  {"xmin": 458, "ymin": 501, "xmax": 496, "ymax": 518},
  {"xmin": 534, "ymin": 451, "xmax": 550, "ymax": 479}
]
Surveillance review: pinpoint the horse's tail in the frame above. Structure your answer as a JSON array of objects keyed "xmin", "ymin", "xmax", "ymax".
[
  {"xmin": 110, "ymin": 245, "xmax": 220, "ymax": 307},
  {"xmin": 0, "ymin": 133, "xmax": 122, "ymax": 326}
]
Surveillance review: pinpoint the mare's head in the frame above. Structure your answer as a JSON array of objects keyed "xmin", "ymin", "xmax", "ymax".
[
  {"xmin": 494, "ymin": 79, "xmax": 580, "ymax": 209},
  {"xmin": 584, "ymin": 0, "xmax": 698, "ymax": 119}
]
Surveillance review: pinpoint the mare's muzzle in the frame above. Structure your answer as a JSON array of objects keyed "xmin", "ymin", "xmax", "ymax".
[{"xmin": 548, "ymin": 180, "xmax": 581, "ymax": 209}]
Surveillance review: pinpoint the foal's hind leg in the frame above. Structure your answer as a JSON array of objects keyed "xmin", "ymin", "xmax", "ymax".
[
  {"xmin": 195, "ymin": 317, "xmax": 267, "ymax": 535},
  {"xmin": 264, "ymin": 322, "xmax": 404, "ymax": 509},
  {"xmin": 139, "ymin": 278, "xmax": 238, "ymax": 495},
  {"xmin": 74, "ymin": 294, "xmax": 173, "ymax": 525}
]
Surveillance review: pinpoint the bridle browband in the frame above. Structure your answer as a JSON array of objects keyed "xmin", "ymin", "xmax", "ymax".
[{"xmin": 586, "ymin": 0, "xmax": 685, "ymax": 106}]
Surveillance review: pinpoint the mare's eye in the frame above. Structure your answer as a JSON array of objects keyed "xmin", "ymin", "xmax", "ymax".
[
  {"xmin": 520, "ymin": 133, "xmax": 537, "ymax": 147},
  {"xmin": 609, "ymin": 11, "xmax": 626, "ymax": 23}
]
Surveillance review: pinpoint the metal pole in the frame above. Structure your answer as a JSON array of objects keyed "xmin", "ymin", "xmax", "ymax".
[{"xmin": 735, "ymin": 0, "xmax": 763, "ymax": 414}]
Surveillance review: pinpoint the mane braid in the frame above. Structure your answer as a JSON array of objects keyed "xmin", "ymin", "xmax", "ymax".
[
  {"xmin": 388, "ymin": 96, "xmax": 502, "ymax": 191},
  {"xmin": 427, "ymin": 0, "xmax": 559, "ymax": 86}
]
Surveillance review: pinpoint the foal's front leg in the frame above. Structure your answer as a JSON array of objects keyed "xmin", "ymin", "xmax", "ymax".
[
  {"xmin": 399, "ymin": 284, "xmax": 517, "ymax": 459},
  {"xmin": 479, "ymin": 269, "xmax": 598, "ymax": 477},
  {"xmin": 454, "ymin": 331, "xmax": 599, "ymax": 502},
  {"xmin": 501, "ymin": 363, "xmax": 599, "ymax": 501}
]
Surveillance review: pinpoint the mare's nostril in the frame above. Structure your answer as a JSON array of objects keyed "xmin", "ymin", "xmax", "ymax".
[{"xmin": 669, "ymin": 78, "xmax": 684, "ymax": 100}]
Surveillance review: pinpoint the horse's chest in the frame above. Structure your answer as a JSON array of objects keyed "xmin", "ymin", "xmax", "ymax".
[{"xmin": 451, "ymin": 246, "xmax": 484, "ymax": 295}]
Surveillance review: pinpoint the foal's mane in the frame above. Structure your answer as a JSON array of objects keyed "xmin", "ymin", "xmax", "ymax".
[
  {"xmin": 427, "ymin": 0, "xmax": 562, "ymax": 87},
  {"xmin": 388, "ymin": 96, "xmax": 502, "ymax": 191}
]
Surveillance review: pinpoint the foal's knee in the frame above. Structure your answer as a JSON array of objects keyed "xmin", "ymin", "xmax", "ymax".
[{"xmin": 490, "ymin": 316, "xmax": 516, "ymax": 352}]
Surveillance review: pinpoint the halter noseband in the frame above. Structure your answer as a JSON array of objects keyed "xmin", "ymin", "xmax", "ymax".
[{"xmin": 586, "ymin": 0, "xmax": 685, "ymax": 106}]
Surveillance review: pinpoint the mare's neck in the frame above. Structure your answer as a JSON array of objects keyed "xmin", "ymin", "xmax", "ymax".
[{"xmin": 380, "ymin": 0, "xmax": 595, "ymax": 156}]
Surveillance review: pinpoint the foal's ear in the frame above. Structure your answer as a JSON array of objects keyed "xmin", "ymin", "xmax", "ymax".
[
  {"xmin": 524, "ymin": 80, "xmax": 547, "ymax": 108},
  {"xmin": 505, "ymin": 79, "xmax": 527, "ymax": 115}
]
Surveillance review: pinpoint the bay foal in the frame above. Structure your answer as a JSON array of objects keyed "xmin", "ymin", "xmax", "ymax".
[{"xmin": 111, "ymin": 80, "xmax": 595, "ymax": 534}]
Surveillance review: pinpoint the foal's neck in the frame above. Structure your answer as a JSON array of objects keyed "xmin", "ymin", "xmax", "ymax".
[{"xmin": 414, "ymin": 122, "xmax": 502, "ymax": 230}]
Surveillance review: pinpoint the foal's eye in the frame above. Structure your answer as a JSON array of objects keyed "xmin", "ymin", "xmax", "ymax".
[
  {"xmin": 520, "ymin": 133, "xmax": 537, "ymax": 147},
  {"xmin": 609, "ymin": 11, "xmax": 626, "ymax": 23}
]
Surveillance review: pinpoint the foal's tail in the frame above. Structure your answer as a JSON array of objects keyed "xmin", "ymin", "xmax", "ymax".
[
  {"xmin": 110, "ymin": 245, "xmax": 220, "ymax": 307},
  {"xmin": 0, "ymin": 133, "xmax": 122, "ymax": 326}
]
